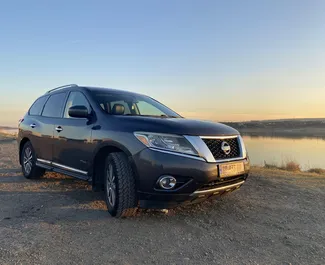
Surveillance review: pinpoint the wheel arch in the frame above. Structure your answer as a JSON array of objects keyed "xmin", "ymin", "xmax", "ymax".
[
  {"xmin": 19, "ymin": 137, "xmax": 30, "ymax": 165},
  {"xmin": 90, "ymin": 142, "xmax": 140, "ymax": 191}
]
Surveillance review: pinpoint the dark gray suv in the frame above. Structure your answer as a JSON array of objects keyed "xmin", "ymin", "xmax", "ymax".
[{"xmin": 18, "ymin": 84, "xmax": 250, "ymax": 217}]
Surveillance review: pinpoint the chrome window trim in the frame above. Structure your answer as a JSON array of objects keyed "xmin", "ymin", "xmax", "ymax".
[
  {"xmin": 37, "ymin": 159, "xmax": 88, "ymax": 175},
  {"xmin": 149, "ymin": 148, "xmax": 206, "ymax": 162}
]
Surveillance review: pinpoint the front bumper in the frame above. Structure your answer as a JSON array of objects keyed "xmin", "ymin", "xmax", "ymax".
[{"xmin": 132, "ymin": 148, "xmax": 250, "ymax": 209}]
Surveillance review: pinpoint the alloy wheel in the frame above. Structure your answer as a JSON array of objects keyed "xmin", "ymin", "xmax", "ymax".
[
  {"xmin": 23, "ymin": 147, "xmax": 33, "ymax": 175},
  {"xmin": 106, "ymin": 163, "xmax": 117, "ymax": 207}
]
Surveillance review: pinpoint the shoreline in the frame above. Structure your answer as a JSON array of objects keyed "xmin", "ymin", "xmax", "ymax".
[
  {"xmin": 2, "ymin": 129, "xmax": 325, "ymax": 139},
  {"xmin": 238, "ymin": 128, "xmax": 325, "ymax": 139},
  {"xmin": 251, "ymin": 165, "xmax": 325, "ymax": 176}
]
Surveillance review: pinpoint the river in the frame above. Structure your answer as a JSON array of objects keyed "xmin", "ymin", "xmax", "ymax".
[{"xmin": 243, "ymin": 135, "xmax": 325, "ymax": 170}]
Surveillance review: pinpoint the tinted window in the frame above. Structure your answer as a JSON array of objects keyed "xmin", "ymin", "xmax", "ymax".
[
  {"xmin": 136, "ymin": 101, "xmax": 165, "ymax": 116},
  {"xmin": 92, "ymin": 92, "xmax": 180, "ymax": 118},
  {"xmin": 64, "ymin": 92, "xmax": 91, "ymax": 118},
  {"xmin": 42, "ymin": 93, "xmax": 67, "ymax": 118},
  {"xmin": 29, "ymin": 96, "xmax": 48, "ymax": 116},
  {"xmin": 109, "ymin": 100, "xmax": 131, "ymax": 114}
]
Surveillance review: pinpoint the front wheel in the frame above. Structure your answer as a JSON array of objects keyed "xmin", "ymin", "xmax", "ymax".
[
  {"xmin": 21, "ymin": 141, "xmax": 45, "ymax": 179},
  {"xmin": 104, "ymin": 152, "xmax": 138, "ymax": 218}
]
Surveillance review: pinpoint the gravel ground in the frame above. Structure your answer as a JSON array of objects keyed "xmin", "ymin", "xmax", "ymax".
[
  {"xmin": 0, "ymin": 135, "xmax": 19, "ymax": 172},
  {"xmin": 0, "ymin": 137, "xmax": 324, "ymax": 265}
]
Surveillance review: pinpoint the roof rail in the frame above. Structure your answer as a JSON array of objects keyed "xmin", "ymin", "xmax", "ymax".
[{"xmin": 46, "ymin": 84, "xmax": 78, "ymax": 94}]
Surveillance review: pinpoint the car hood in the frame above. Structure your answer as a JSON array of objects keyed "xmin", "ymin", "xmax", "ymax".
[{"xmin": 110, "ymin": 116, "xmax": 239, "ymax": 136}]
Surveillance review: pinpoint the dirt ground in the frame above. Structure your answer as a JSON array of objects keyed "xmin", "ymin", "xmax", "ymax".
[{"xmin": 0, "ymin": 135, "xmax": 324, "ymax": 265}]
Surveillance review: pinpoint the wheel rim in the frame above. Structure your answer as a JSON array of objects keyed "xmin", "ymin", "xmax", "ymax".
[
  {"xmin": 106, "ymin": 163, "xmax": 116, "ymax": 207},
  {"xmin": 23, "ymin": 147, "xmax": 33, "ymax": 175}
]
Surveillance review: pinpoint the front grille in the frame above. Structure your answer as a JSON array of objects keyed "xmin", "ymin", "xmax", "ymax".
[{"xmin": 202, "ymin": 137, "xmax": 240, "ymax": 160}]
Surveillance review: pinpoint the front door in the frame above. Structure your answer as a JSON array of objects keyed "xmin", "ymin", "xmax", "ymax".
[{"xmin": 52, "ymin": 91, "xmax": 93, "ymax": 175}]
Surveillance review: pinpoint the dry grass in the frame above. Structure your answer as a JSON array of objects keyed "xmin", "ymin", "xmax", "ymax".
[
  {"xmin": 264, "ymin": 161, "xmax": 279, "ymax": 170},
  {"xmin": 263, "ymin": 160, "xmax": 325, "ymax": 175},
  {"xmin": 283, "ymin": 161, "xmax": 301, "ymax": 172},
  {"xmin": 308, "ymin": 168, "xmax": 325, "ymax": 175},
  {"xmin": 264, "ymin": 160, "xmax": 301, "ymax": 172}
]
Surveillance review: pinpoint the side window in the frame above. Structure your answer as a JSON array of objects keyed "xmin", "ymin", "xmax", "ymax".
[
  {"xmin": 136, "ymin": 100, "xmax": 165, "ymax": 116},
  {"xmin": 42, "ymin": 93, "xmax": 67, "ymax": 118},
  {"xmin": 29, "ymin": 96, "xmax": 48, "ymax": 116},
  {"xmin": 64, "ymin": 92, "xmax": 91, "ymax": 118}
]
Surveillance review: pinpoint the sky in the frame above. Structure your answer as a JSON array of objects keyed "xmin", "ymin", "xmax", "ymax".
[{"xmin": 0, "ymin": 0, "xmax": 325, "ymax": 126}]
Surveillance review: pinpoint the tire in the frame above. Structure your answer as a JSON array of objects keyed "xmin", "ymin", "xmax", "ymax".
[
  {"xmin": 104, "ymin": 152, "xmax": 138, "ymax": 218},
  {"xmin": 21, "ymin": 141, "xmax": 45, "ymax": 179}
]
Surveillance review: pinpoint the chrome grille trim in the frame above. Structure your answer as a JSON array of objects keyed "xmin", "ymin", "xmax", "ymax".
[
  {"xmin": 185, "ymin": 135, "xmax": 246, "ymax": 163},
  {"xmin": 201, "ymin": 136, "xmax": 241, "ymax": 160},
  {"xmin": 199, "ymin": 135, "xmax": 238, "ymax": 139}
]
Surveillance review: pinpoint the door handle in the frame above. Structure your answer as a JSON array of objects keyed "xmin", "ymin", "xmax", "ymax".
[
  {"xmin": 55, "ymin": 126, "xmax": 63, "ymax": 132},
  {"xmin": 30, "ymin": 123, "xmax": 36, "ymax": 128}
]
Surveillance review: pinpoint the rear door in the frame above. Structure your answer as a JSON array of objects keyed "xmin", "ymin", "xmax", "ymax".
[
  {"xmin": 38, "ymin": 92, "xmax": 68, "ymax": 163},
  {"xmin": 20, "ymin": 95, "xmax": 49, "ymax": 160},
  {"xmin": 52, "ymin": 91, "xmax": 93, "ymax": 175}
]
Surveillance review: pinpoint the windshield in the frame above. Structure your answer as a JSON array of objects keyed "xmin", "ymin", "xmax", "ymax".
[{"xmin": 90, "ymin": 91, "xmax": 181, "ymax": 118}]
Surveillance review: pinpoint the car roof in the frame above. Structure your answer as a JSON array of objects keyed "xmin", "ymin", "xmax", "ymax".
[
  {"xmin": 45, "ymin": 84, "xmax": 145, "ymax": 97},
  {"xmin": 82, "ymin": 86, "xmax": 144, "ymax": 96}
]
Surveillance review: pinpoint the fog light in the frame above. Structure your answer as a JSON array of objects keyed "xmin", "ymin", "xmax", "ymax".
[{"xmin": 158, "ymin": 176, "xmax": 177, "ymax": 190}]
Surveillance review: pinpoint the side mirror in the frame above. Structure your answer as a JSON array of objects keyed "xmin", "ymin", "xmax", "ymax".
[{"xmin": 68, "ymin": 105, "xmax": 89, "ymax": 118}]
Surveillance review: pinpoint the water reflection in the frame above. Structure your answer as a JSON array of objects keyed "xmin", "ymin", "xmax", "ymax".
[{"xmin": 243, "ymin": 135, "xmax": 325, "ymax": 170}]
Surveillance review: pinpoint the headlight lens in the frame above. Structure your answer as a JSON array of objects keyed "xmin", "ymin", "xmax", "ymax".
[{"xmin": 134, "ymin": 132, "xmax": 198, "ymax": 156}]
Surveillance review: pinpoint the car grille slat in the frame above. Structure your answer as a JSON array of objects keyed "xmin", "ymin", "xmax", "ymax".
[{"xmin": 202, "ymin": 137, "xmax": 240, "ymax": 160}]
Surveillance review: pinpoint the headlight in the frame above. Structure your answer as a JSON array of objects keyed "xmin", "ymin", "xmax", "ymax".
[{"xmin": 134, "ymin": 132, "xmax": 198, "ymax": 156}]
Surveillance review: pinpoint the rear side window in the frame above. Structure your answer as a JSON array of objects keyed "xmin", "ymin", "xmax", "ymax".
[
  {"xmin": 29, "ymin": 96, "xmax": 48, "ymax": 116},
  {"xmin": 42, "ymin": 93, "xmax": 67, "ymax": 118}
]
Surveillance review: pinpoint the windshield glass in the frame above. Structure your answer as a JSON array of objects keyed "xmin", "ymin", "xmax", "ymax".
[{"xmin": 90, "ymin": 91, "xmax": 181, "ymax": 118}]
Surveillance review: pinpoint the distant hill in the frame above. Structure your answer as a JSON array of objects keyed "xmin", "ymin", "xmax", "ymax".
[
  {"xmin": 223, "ymin": 118, "xmax": 325, "ymax": 127},
  {"xmin": 222, "ymin": 118, "xmax": 325, "ymax": 138},
  {"xmin": 249, "ymin": 118, "xmax": 325, "ymax": 123}
]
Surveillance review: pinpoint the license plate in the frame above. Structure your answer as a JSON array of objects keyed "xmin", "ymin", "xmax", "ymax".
[{"xmin": 219, "ymin": 162, "xmax": 245, "ymax": 178}]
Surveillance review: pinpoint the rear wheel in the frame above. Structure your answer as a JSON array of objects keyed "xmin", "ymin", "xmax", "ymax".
[
  {"xmin": 21, "ymin": 141, "xmax": 45, "ymax": 179},
  {"xmin": 104, "ymin": 152, "xmax": 138, "ymax": 218}
]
